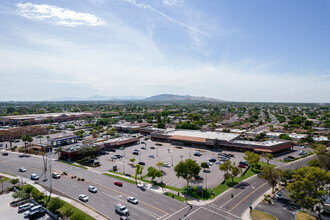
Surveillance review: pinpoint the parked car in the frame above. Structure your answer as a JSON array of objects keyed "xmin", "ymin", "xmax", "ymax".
[
  {"xmin": 298, "ymin": 150, "xmax": 307, "ymax": 155},
  {"xmin": 30, "ymin": 174, "xmax": 39, "ymax": 180},
  {"xmin": 150, "ymin": 146, "xmax": 155, "ymax": 149},
  {"xmin": 52, "ymin": 173, "xmax": 61, "ymax": 179},
  {"xmin": 141, "ymin": 146, "xmax": 146, "ymax": 150},
  {"xmin": 19, "ymin": 167, "xmax": 26, "ymax": 172},
  {"xmin": 148, "ymin": 154, "xmax": 155, "ymax": 158},
  {"xmin": 239, "ymin": 161, "xmax": 249, "ymax": 166},
  {"xmin": 110, "ymin": 148, "xmax": 116, "ymax": 152},
  {"xmin": 24, "ymin": 205, "xmax": 43, "ymax": 217},
  {"xmin": 88, "ymin": 186, "xmax": 97, "ymax": 193},
  {"xmin": 288, "ymin": 156, "xmax": 295, "ymax": 159},
  {"xmin": 79, "ymin": 194, "xmax": 89, "ymax": 202},
  {"xmin": 301, "ymin": 145, "xmax": 306, "ymax": 148},
  {"xmin": 111, "ymin": 155, "xmax": 118, "ymax": 159},
  {"xmin": 119, "ymin": 147, "xmax": 124, "ymax": 150},
  {"xmin": 141, "ymin": 141, "xmax": 145, "ymax": 144},
  {"xmin": 238, "ymin": 164, "xmax": 246, "ymax": 168},
  {"xmin": 134, "ymin": 149, "xmax": 140, "ymax": 152},
  {"xmin": 194, "ymin": 152, "xmax": 202, "ymax": 156},
  {"xmin": 18, "ymin": 203, "xmax": 34, "ymax": 213},
  {"xmin": 138, "ymin": 162, "xmax": 145, "ymax": 166},
  {"xmin": 0, "ymin": 143, "xmax": 3, "ymax": 147},
  {"xmin": 13, "ymin": 139, "xmax": 20, "ymax": 143},
  {"xmin": 283, "ymin": 157, "xmax": 292, "ymax": 162},
  {"xmin": 132, "ymin": 151, "xmax": 139, "ymax": 155},
  {"xmin": 207, "ymin": 162, "xmax": 213, "ymax": 166},
  {"xmin": 274, "ymin": 192, "xmax": 283, "ymax": 199},
  {"xmin": 194, "ymin": 175, "xmax": 204, "ymax": 180},
  {"xmin": 2, "ymin": 152, "xmax": 8, "ymax": 156},
  {"xmin": 163, "ymin": 163, "xmax": 171, "ymax": 168},
  {"xmin": 127, "ymin": 197, "xmax": 138, "ymax": 204},
  {"xmin": 209, "ymin": 158, "xmax": 216, "ymax": 162},
  {"xmin": 114, "ymin": 181, "xmax": 123, "ymax": 186},
  {"xmin": 220, "ymin": 157, "xmax": 229, "ymax": 161},
  {"xmin": 215, "ymin": 161, "xmax": 222, "ymax": 165}
]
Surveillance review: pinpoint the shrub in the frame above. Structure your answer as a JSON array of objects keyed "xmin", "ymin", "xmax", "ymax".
[
  {"xmin": 63, "ymin": 208, "xmax": 74, "ymax": 217},
  {"xmin": 77, "ymin": 178, "xmax": 81, "ymax": 181},
  {"xmin": 47, "ymin": 197, "xmax": 64, "ymax": 213},
  {"xmin": 81, "ymin": 178, "xmax": 85, "ymax": 181}
]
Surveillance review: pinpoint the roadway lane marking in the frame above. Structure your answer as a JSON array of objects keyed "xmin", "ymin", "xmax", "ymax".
[
  {"xmin": 93, "ymin": 181, "xmax": 169, "ymax": 215},
  {"xmin": 181, "ymin": 207, "xmax": 202, "ymax": 220},
  {"xmin": 201, "ymin": 207, "xmax": 239, "ymax": 220},
  {"xmin": 207, "ymin": 204, "xmax": 240, "ymax": 219},
  {"xmin": 220, "ymin": 182, "xmax": 257, "ymax": 208},
  {"xmin": 162, "ymin": 205, "xmax": 190, "ymax": 220},
  {"xmin": 228, "ymin": 182, "xmax": 268, "ymax": 213},
  {"xmin": 102, "ymin": 192, "xmax": 161, "ymax": 218}
]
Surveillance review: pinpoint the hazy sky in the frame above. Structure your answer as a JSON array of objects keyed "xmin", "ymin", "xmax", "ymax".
[{"xmin": 0, "ymin": 0, "xmax": 329, "ymax": 102}]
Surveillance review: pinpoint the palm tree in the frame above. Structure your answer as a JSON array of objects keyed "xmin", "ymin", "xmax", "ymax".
[
  {"xmin": 21, "ymin": 135, "xmax": 33, "ymax": 154},
  {"xmin": 54, "ymin": 147, "xmax": 62, "ymax": 159},
  {"xmin": 46, "ymin": 136, "xmax": 50, "ymax": 146},
  {"xmin": 37, "ymin": 135, "xmax": 43, "ymax": 145}
]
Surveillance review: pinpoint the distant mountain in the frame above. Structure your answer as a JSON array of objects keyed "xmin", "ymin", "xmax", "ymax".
[
  {"xmin": 48, "ymin": 95, "xmax": 145, "ymax": 101},
  {"xmin": 144, "ymin": 94, "xmax": 224, "ymax": 102}
]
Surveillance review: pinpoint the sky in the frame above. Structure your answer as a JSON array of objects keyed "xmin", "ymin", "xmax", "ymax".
[{"xmin": 0, "ymin": 0, "xmax": 329, "ymax": 102}]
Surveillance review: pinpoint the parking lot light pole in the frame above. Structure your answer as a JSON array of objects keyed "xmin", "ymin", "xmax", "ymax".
[
  {"xmin": 171, "ymin": 155, "xmax": 173, "ymax": 166},
  {"xmin": 139, "ymin": 153, "xmax": 141, "ymax": 162},
  {"xmin": 123, "ymin": 163, "xmax": 125, "ymax": 174},
  {"xmin": 189, "ymin": 147, "xmax": 191, "ymax": 157},
  {"xmin": 157, "ymin": 148, "xmax": 158, "ymax": 157}
]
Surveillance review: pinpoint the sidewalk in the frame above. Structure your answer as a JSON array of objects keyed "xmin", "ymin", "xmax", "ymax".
[{"xmin": 0, "ymin": 173, "xmax": 106, "ymax": 220}]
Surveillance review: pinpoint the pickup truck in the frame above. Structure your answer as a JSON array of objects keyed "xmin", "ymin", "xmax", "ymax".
[{"xmin": 115, "ymin": 202, "xmax": 129, "ymax": 216}]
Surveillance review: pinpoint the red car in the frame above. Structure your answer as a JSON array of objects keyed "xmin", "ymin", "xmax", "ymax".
[
  {"xmin": 114, "ymin": 181, "xmax": 123, "ymax": 187},
  {"xmin": 238, "ymin": 164, "xmax": 246, "ymax": 168}
]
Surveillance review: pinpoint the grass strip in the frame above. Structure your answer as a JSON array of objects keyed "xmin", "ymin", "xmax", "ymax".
[
  {"xmin": 0, "ymin": 176, "xmax": 10, "ymax": 183},
  {"xmin": 163, "ymin": 192, "xmax": 188, "ymax": 202},
  {"xmin": 58, "ymin": 161, "xmax": 88, "ymax": 169},
  {"xmin": 103, "ymin": 173, "xmax": 136, "ymax": 185},
  {"xmin": 0, "ymin": 171, "xmax": 16, "ymax": 177},
  {"xmin": 250, "ymin": 209, "xmax": 276, "ymax": 220}
]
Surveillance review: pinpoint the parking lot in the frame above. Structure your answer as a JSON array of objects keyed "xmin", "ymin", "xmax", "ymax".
[
  {"xmin": 0, "ymin": 193, "xmax": 24, "ymax": 220},
  {"xmin": 94, "ymin": 139, "xmax": 251, "ymax": 189}
]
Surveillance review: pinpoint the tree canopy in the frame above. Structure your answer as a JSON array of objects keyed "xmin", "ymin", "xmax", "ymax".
[{"xmin": 174, "ymin": 159, "xmax": 201, "ymax": 187}]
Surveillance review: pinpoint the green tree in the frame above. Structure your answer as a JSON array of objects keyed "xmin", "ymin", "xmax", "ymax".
[
  {"xmin": 243, "ymin": 151, "xmax": 260, "ymax": 171},
  {"xmin": 287, "ymin": 166, "xmax": 330, "ymax": 210},
  {"xmin": 308, "ymin": 159, "xmax": 321, "ymax": 168},
  {"xmin": 279, "ymin": 134, "xmax": 292, "ymax": 140},
  {"xmin": 78, "ymin": 146, "xmax": 97, "ymax": 158},
  {"xmin": 201, "ymin": 162, "xmax": 209, "ymax": 171},
  {"xmin": 261, "ymin": 153, "xmax": 274, "ymax": 165},
  {"xmin": 37, "ymin": 135, "xmax": 43, "ymax": 145},
  {"xmin": 219, "ymin": 160, "xmax": 232, "ymax": 181},
  {"xmin": 129, "ymin": 158, "xmax": 136, "ymax": 166},
  {"xmin": 174, "ymin": 159, "xmax": 201, "ymax": 187},
  {"xmin": 12, "ymin": 191, "xmax": 28, "ymax": 200},
  {"xmin": 314, "ymin": 144, "xmax": 330, "ymax": 171},
  {"xmin": 260, "ymin": 166, "xmax": 283, "ymax": 192},
  {"xmin": 135, "ymin": 164, "xmax": 144, "ymax": 183},
  {"xmin": 21, "ymin": 134, "xmax": 33, "ymax": 154},
  {"xmin": 156, "ymin": 161, "xmax": 164, "ymax": 171},
  {"xmin": 230, "ymin": 165, "xmax": 242, "ymax": 182},
  {"xmin": 54, "ymin": 147, "xmax": 62, "ymax": 159},
  {"xmin": 47, "ymin": 197, "xmax": 64, "ymax": 212},
  {"xmin": 10, "ymin": 178, "xmax": 19, "ymax": 185},
  {"xmin": 146, "ymin": 166, "xmax": 163, "ymax": 182}
]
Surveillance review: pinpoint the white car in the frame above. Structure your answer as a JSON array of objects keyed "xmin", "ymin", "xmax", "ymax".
[
  {"xmin": 30, "ymin": 174, "xmax": 39, "ymax": 180},
  {"xmin": 88, "ymin": 186, "xmax": 97, "ymax": 193},
  {"xmin": 163, "ymin": 163, "xmax": 171, "ymax": 168},
  {"xmin": 298, "ymin": 150, "xmax": 307, "ymax": 155},
  {"xmin": 52, "ymin": 173, "xmax": 61, "ymax": 179},
  {"xmin": 274, "ymin": 192, "xmax": 283, "ymax": 199},
  {"xmin": 127, "ymin": 197, "xmax": 138, "ymax": 204},
  {"xmin": 148, "ymin": 154, "xmax": 155, "ymax": 158},
  {"xmin": 79, "ymin": 194, "xmax": 89, "ymax": 202},
  {"xmin": 215, "ymin": 161, "xmax": 222, "ymax": 165},
  {"xmin": 19, "ymin": 167, "xmax": 26, "ymax": 172}
]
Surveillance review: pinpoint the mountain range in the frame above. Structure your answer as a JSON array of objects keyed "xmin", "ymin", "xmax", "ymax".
[{"xmin": 48, "ymin": 94, "xmax": 224, "ymax": 102}]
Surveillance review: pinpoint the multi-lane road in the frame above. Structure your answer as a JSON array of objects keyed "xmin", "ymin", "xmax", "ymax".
[{"xmin": 0, "ymin": 151, "xmax": 315, "ymax": 220}]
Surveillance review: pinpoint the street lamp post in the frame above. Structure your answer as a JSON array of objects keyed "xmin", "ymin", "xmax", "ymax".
[
  {"xmin": 205, "ymin": 175, "xmax": 208, "ymax": 189},
  {"xmin": 171, "ymin": 155, "xmax": 173, "ymax": 166},
  {"xmin": 123, "ymin": 163, "xmax": 125, "ymax": 174},
  {"xmin": 157, "ymin": 148, "xmax": 158, "ymax": 157}
]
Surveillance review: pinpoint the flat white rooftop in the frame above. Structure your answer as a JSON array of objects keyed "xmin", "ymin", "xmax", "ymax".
[
  {"xmin": 231, "ymin": 140, "xmax": 286, "ymax": 146},
  {"xmin": 166, "ymin": 130, "xmax": 240, "ymax": 141}
]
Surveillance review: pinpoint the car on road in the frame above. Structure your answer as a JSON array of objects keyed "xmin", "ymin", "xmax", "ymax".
[
  {"xmin": 150, "ymin": 146, "xmax": 155, "ymax": 149},
  {"xmin": 30, "ymin": 174, "xmax": 39, "ymax": 180},
  {"xmin": 137, "ymin": 182, "xmax": 146, "ymax": 190},
  {"xmin": 138, "ymin": 162, "xmax": 145, "ymax": 166},
  {"xmin": 132, "ymin": 151, "xmax": 139, "ymax": 155},
  {"xmin": 88, "ymin": 186, "xmax": 97, "ymax": 193},
  {"xmin": 274, "ymin": 192, "xmax": 283, "ymax": 199},
  {"xmin": 238, "ymin": 164, "xmax": 247, "ymax": 168},
  {"xmin": 52, "ymin": 173, "xmax": 61, "ymax": 179},
  {"xmin": 19, "ymin": 167, "xmax": 27, "ymax": 172},
  {"xmin": 115, "ymin": 202, "xmax": 129, "ymax": 216},
  {"xmin": 209, "ymin": 158, "xmax": 216, "ymax": 162},
  {"xmin": 79, "ymin": 194, "xmax": 89, "ymax": 202},
  {"xmin": 114, "ymin": 181, "xmax": 123, "ymax": 186},
  {"xmin": 163, "ymin": 163, "xmax": 171, "ymax": 168},
  {"xmin": 148, "ymin": 154, "xmax": 155, "ymax": 158},
  {"xmin": 194, "ymin": 152, "xmax": 202, "ymax": 156},
  {"xmin": 2, "ymin": 152, "xmax": 8, "ymax": 156},
  {"xmin": 127, "ymin": 197, "xmax": 138, "ymax": 204}
]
